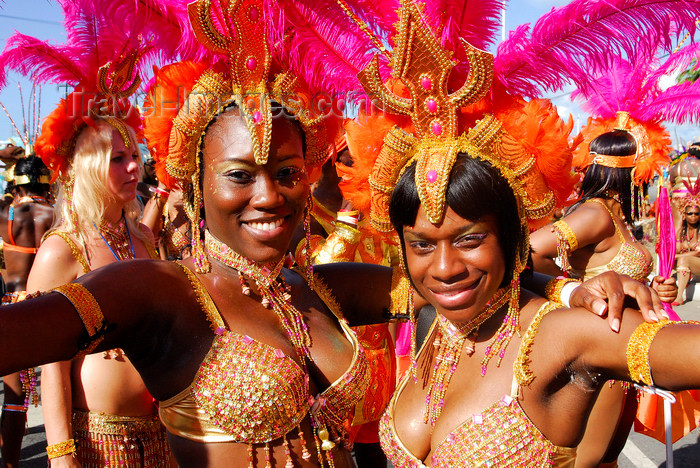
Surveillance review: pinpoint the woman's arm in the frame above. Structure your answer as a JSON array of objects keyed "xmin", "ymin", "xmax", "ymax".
[
  {"xmin": 542, "ymin": 306, "xmax": 700, "ymax": 392},
  {"xmin": 530, "ymin": 202, "xmax": 615, "ymax": 275}
]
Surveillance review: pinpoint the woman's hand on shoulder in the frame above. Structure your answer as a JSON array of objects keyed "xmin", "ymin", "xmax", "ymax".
[{"xmin": 568, "ymin": 271, "xmax": 665, "ymax": 332}]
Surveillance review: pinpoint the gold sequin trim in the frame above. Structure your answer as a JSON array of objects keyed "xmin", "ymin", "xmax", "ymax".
[
  {"xmin": 514, "ymin": 301, "xmax": 561, "ymax": 387},
  {"xmin": 52, "ymin": 283, "xmax": 105, "ymax": 357}
]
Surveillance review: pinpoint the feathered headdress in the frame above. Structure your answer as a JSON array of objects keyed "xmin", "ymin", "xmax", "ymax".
[
  {"xmin": 0, "ymin": 0, "xmax": 189, "ymax": 180},
  {"xmin": 143, "ymin": 0, "xmax": 342, "ymax": 273},
  {"xmin": 567, "ymin": 38, "xmax": 700, "ymax": 185},
  {"xmin": 678, "ymin": 177, "xmax": 700, "ymax": 213}
]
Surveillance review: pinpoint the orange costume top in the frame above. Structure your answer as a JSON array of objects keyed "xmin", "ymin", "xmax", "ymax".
[
  {"xmin": 379, "ymin": 302, "xmax": 576, "ymax": 468},
  {"xmin": 159, "ymin": 264, "xmax": 372, "ymax": 457}
]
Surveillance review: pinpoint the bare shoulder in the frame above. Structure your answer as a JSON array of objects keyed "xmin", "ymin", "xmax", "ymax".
[{"xmin": 27, "ymin": 233, "xmax": 85, "ymax": 290}]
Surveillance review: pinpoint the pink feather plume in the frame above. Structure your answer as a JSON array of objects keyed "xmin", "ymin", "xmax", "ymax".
[
  {"xmin": 270, "ymin": 0, "xmax": 387, "ymax": 95},
  {"xmin": 496, "ymin": 0, "xmax": 700, "ymax": 98}
]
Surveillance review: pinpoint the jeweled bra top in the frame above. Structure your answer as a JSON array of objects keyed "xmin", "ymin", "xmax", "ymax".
[
  {"xmin": 379, "ymin": 302, "xmax": 577, "ymax": 468},
  {"xmin": 572, "ymin": 199, "xmax": 653, "ymax": 282},
  {"xmin": 159, "ymin": 264, "xmax": 371, "ymax": 445}
]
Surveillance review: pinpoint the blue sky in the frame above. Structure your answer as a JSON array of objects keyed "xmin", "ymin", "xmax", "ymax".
[{"xmin": 0, "ymin": 0, "xmax": 697, "ymax": 148}]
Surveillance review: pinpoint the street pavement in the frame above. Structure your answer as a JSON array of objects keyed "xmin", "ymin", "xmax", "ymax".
[{"xmin": 2, "ymin": 280, "xmax": 699, "ymax": 467}]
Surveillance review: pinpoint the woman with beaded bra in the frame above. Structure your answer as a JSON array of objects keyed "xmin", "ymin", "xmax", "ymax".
[
  {"xmin": 0, "ymin": 155, "xmax": 54, "ymax": 468},
  {"xmin": 673, "ymin": 179, "xmax": 700, "ymax": 305},
  {"xmin": 294, "ymin": 1, "xmax": 700, "ymax": 467}
]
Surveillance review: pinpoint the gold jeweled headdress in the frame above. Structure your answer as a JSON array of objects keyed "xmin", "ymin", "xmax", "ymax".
[{"xmin": 147, "ymin": 0, "xmax": 338, "ymax": 272}]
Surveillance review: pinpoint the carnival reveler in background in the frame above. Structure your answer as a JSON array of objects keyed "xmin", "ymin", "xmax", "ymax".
[{"xmin": 0, "ymin": 153, "xmax": 53, "ymax": 468}]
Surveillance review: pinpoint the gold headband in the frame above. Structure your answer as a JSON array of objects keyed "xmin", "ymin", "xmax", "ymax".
[
  {"xmin": 590, "ymin": 152, "xmax": 636, "ymax": 168},
  {"xmin": 13, "ymin": 174, "xmax": 51, "ymax": 186}
]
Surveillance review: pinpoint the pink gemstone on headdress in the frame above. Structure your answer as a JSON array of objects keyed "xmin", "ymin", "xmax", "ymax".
[
  {"xmin": 426, "ymin": 98, "xmax": 438, "ymax": 114},
  {"xmin": 248, "ymin": 6, "xmax": 260, "ymax": 21},
  {"xmin": 420, "ymin": 76, "xmax": 432, "ymax": 90},
  {"xmin": 274, "ymin": 349, "xmax": 285, "ymax": 358},
  {"xmin": 253, "ymin": 111, "xmax": 263, "ymax": 123},
  {"xmin": 431, "ymin": 121, "xmax": 443, "ymax": 136},
  {"xmin": 215, "ymin": 327, "xmax": 225, "ymax": 336},
  {"xmin": 246, "ymin": 57, "xmax": 257, "ymax": 71},
  {"xmin": 427, "ymin": 170, "xmax": 438, "ymax": 183}
]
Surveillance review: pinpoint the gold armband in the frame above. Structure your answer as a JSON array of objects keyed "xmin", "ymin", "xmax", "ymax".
[
  {"xmin": 553, "ymin": 220, "xmax": 578, "ymax": 273},
  {"xmin": 544, "ymin": 277, "xmax": 581, "ymax": 304},
  {"xmin": 46, "ymin": 438, "xmax": 76, "ymax": 459},
  {"xmin": 52, "ymin": 283, "xmax": 111, "ymax": 357},
  {"xmin": 626, "ymin": 320, "xmax": 697, "ymax": 386}
]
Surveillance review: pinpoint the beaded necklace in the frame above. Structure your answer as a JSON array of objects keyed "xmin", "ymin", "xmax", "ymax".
[
  {"xmin": 204, "ymin": 230, "xmax": 312, "ymax": 363},
  {"xmin": 425, "ymin": 286, "xmax": 519, "ymax": 427},
  {"xmin": 94, "ymin": 214, "xmax": 135, "ymax": 261}
]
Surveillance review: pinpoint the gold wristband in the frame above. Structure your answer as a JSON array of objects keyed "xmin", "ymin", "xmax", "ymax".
[
  {"xmin": 626, "ymin": 320, "xmax": 697, "ymax": 386},
  {"xmin": 46, "ymin": 438, "xmax": 76, "ymax": 459},
  {"xmin": 544, "ymin": 277, "xmax": 581, "ymax": 304},
  {"xmin": 52, "ymin": 283, "xmax": 108, "ymax": 357}
]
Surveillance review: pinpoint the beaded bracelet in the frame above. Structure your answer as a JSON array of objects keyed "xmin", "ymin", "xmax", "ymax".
[
  {"xmin": 544, "ymin": 277, "xmax": 581, "ymax": 305},
  {"xmin": 626, "ymin": 320, "xmax": 697, "ymax": 386},
  {"xmin": 52, "ymin": 283, "xmax": 110, "ymax": 357},
  {"xmin": 46, "ymin": 438, "xmax": 76, "ymax": 459},
  {"xmin": 552, "ymin": 220, "xmax": 578, "ymax": 273}
]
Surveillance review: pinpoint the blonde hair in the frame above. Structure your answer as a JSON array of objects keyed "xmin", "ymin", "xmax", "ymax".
[{"xmin": 51, "ymin": 120, "xmax": 147, "ymax": 244}]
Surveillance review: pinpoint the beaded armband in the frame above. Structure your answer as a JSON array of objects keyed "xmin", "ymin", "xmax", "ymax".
[
  {"xmin": 46, "ymin": 438, "xmax": 76, "ymax": 459},
  {"xmin": 544, "ymin": 277, "xmax": 582, "ymax": 304},
  {"xmin": 312, "ymin": 224, "xmax": 361, "ymax": 264},
  {"xmin": 626, "ymin": 320, "xmax": 697, "ymax": 386},
  {"xmin": 552, "ymin": 220, "xmax": 578, "ymax": 273},
  {"xmin": 52, "ymin": 283, "xmax": 113, "ymax": 358}
]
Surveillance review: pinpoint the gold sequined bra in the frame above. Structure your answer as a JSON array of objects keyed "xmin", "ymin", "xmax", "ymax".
[
  {"xmin": 379, "ymin": 304, "xmax": 577, "ymax": 467},
  {"xmin": 159, "ymin": 264, "xmax": 371, "ymax": 445},
  {"xmin": 572, "ymin": 199, "xmax": 653, "ymax": 282}
]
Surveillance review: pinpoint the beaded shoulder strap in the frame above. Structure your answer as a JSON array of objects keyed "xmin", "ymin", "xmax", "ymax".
[
  {"xmin": 45, "ymin": 231, "xmax": 91, "ymax": 274},
  {"xmin": 586, "ymin": 199, "xmax": 626, "ymax": 243},
  {"xmin": 513, "ymin": 301, "xmax": 562, "ymax": 388},
  {"xmin": 175, "ymin": 262, "xmax": 226, "ymax": 332}
]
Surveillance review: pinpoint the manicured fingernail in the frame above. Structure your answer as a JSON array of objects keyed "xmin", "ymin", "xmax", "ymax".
[
  {"xmin": 594, "ymin": 303, "xmax": 605, "ymax": 315},
  {"xmin": 612, "ymin": 318, "xmax": 620, "ymax": 333},
  {"xmin": 648, "ymin": 310, "xmax": 659, "ymax": 322}
]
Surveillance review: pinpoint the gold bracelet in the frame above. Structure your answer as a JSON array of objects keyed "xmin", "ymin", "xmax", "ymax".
[
  {"xmin": 544, "ymin": 277, "xmax": 581, "ymax": 304},
  {"xmin": 553, "ymin": 220, "xmax": 578, "ymax": 251},
  {"xmin": 626, "ymin": 320, "xmax": 693, "ymax": 386},
  {"xmin": 46, "ymin": 438, "xmax": 76, "ymax": 459},
  {"xmin": 52, "ymin": 283, "xmax": 107, "ymax": 357}
]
